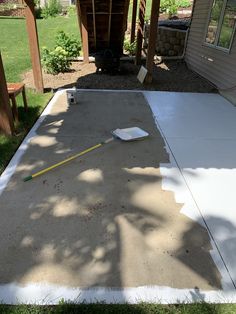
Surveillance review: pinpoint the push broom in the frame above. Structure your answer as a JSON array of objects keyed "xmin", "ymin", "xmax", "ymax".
[{"xmin": 23, "ymin": 127, "xmax": 149, "ymax": 182}]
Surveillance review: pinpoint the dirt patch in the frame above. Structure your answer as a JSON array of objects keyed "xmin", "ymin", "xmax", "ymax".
[{"xmin": 22, "ymin": 60, "xmax": 217, "ymax": 93}]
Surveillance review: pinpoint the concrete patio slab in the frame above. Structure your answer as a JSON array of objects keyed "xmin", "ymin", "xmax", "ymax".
[
  {"xmin": 146, "ymin": 91, "xmax": 236, "ymax": 289},
  {"xmin": 145, "ymin": 92, "xmax": 236, "ymax": 139},
  {"xmin": 0, "ymin": 90, "xmax": 235, "ymax": 304}
]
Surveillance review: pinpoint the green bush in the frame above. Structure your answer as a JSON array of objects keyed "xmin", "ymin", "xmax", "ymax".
[
  {"xmin": 41, "ymin": 46, "xmax": 71, "ymax": 74},
  {"xmin": 66, "ymin": 5, "xmax": 76, "ymax": 17},
  {"xmin": 160, "ymin": 0, "xmax": 170, "ymax": 13},
  {"xmin": 176, "ymin": 0, "xmax": 191, "ymax": 8},
  {"xmin": 160, "ymin": 0, "xmax": 191, "ymax": 16},
  {"xmin": 55, "ymin": 31, "xmax": 81, "ymax": 58},
  {"xmin": 124, "ymin": 39, "xmax": 137, "ymax": 55},
  {"xmin": 166, "ymin": 0, "xmax": 178, "ymax": 16},
  {"xmin": 41, "ymin": 0, "xmax": 62, "ymax": 18}
]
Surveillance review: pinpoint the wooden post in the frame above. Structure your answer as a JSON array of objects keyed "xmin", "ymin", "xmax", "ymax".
[
  {"xmin": 77, "ymin": 3, "xmax": 89, "ymax": 63},
  {"xmin": 145, "ymin": 0, "xmax": 160, "ymax": 83},
  {"xmin": 0, "ymin": 53, "xmax": 14, "ymax": 135},
  {"xmin": 130, "ymin": 0, "xmax": 137, "ymax": 43},
  {"xmin": 75, "ymin": 0, "xmax": 82, "ymax": 35},
  {"xmin": 135, "ymin": 0, "xmax": 146, "ymax": 65},
  {"xmin": 25, "ymin": 0, "xmax": 44, "ymax": 93},
  {"xmin": 108, "ymin": 0, "xmax": 112, "ymax": 46},
  {"xmin": 92, "ymin": 0, "xmax": 97, "ymax": 49}
]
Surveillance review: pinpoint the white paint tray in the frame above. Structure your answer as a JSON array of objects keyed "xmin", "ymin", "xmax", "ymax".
[{"xmin": 112, "ymin": 127, "xmax": 149, "ymax": 141}]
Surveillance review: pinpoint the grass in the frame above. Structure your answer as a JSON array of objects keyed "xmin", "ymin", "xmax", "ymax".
[
  {"xmin": 0, "ymin": 90, "xmax": 52, "ymax": 174},
  {"xmin": 0, "ymin": 303, "xmax": 236, "ymax": 314},
  {"xmin": 128, "ymin": 0, "xmax": 192, "ymax": 22},
  {"xmin": 0, "ymin": 14, "xmax": 79, "ymax": 174},
  {"xmin": 0, "ymin": 15, "xmax": 80, "ymax": 82}
]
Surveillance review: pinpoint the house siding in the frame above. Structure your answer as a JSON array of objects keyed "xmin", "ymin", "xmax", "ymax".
[{"xmin": 185, "ymin": 0, "xmax": 236, "ymax": 91}]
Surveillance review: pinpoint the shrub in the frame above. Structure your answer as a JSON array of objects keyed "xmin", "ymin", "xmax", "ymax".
[
  {"xmin": 55, "ymin": 31, "xmax": 81, "ymax": 58},
  {"xmin": 160, "ymin": 0, "xmax": 170, "ymax": 13},
  {"xmin": 41, "ymin": 0, "xmax": 62, "ymax": 18},
  {"xmin": 166, "ymin": 0, "xmax": 178, "ymax": 17},
  {"xmin": 66, "ymin": 5, "xmax": 76, "ymax": 17},
  {"xmin": 160, "ymin": 0, "xmax": 191, "ymax": 16},
  {"xmin": 41, "ymin": 46, "xmax": 71, "ymax": 74},
  {"xmin": 176, "ymin": 0, "xmax": 191, "ymax": 8},
  {"xmin": 123, "ymin": 39, "xmax": 137, "ymax": 55}
]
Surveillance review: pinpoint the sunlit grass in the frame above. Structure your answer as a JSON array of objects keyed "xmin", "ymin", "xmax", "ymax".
[{"xmin": 0, "ymin": 15, "xmax": 80, "ymax": 173}]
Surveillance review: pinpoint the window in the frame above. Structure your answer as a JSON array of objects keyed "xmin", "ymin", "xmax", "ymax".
[{"xmin": 205, "ymin": 0, "xmax": 236, "ymax": 51}]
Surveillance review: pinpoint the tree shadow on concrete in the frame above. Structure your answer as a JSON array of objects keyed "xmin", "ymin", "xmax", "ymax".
[{"xmin": 0, "ymin": 91, "xmax": 231, "ymax": 304}]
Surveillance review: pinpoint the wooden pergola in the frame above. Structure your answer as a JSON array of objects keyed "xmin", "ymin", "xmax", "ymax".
[
  {"xmin": 0, "ymin": 0, "xmax": 43, "ymax": 135},
  {"xmin": 0, "ymin": 0, "xmax": 160, "ymax": 135}
]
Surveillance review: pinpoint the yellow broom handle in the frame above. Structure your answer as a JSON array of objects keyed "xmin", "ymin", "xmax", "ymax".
[{"xmin": 23, "ymin": 137, "xmax": 114, "ymax": 182}]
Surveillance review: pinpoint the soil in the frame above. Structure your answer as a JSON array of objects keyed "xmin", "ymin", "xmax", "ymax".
[{"xmin": 22, "ymin": 59, "xmax": 217, "ymax": 93}]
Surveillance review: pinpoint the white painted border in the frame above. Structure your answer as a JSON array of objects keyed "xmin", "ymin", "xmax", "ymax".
[
  {"xmin": 0, "ymin": 90, "xmax": 65, "ymax": 197},
  {"xmin": 0, "ymin": 283, "xmax": 236, "ymax": 305},
  {"xmin": 0, "ymin": 89, "xmax": 236, "ymax": 304}
]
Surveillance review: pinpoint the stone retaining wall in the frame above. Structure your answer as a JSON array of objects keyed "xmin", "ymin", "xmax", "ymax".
[
  {"xmin": 144, "ymin": 25, "xmax": 188, "ymax": 57},
  {"xmin": 0, "ymin": 6, "xmax": 25, "ymax": 16}
]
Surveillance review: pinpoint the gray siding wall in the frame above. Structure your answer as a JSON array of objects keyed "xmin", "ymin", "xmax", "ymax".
[{"xmin": 185, "ymin": 0, "xmax": 236, "ymax": 90}]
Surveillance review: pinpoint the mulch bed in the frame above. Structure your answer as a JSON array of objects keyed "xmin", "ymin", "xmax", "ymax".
[{"xmin": 22, "ymin": 60, "xmax": 217, "ymax": 93}]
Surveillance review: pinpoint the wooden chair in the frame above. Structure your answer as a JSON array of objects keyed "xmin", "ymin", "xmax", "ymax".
[{"xmin": 7, "ymin": 83, "xmax": 28, "ymax": 122}]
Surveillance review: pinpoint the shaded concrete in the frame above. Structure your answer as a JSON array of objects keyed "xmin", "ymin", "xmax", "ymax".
[{"xmin": 0, "ymin": 91, "xmax": 222, "ymax": 289}]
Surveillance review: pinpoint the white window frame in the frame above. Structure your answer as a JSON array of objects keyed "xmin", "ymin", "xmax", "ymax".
[{"xmin": 204, "ymin": 0, "xmax": 236, "ymax": 53}]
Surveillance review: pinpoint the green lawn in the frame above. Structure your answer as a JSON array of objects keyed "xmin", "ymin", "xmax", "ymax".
[
  {"xmin": 0, "ymin": 14, "xmax": 79, "ymax": 174},
  {"xmin": 0, "ymin": 303, "xmax": 236, "ymax": 314},
  {"xmin": 0, "ymin": 90, "xmax": 52, "ymax": 174},
  {"xmin": 0, "ymin": 15, "xmax": 80, "ymax": 82}
]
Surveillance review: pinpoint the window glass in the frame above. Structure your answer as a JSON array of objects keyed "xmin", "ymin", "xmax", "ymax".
[
  {"xmin": 218, "ymin": 0, "xmax": 236, "ymax": 49},
  {"xmin": 205, "ymin": 0, "xmax": 224, "ymax": 44}
]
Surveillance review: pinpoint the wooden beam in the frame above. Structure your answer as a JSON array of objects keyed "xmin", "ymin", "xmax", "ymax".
[
  {"xmin": 121, "ymin": 0, "xmax": 130, "ymax": 54},
  {"xmin": 108, "ymin": 0, "xmax": 112, "ymax": 46},
  {"xmin": 135, "ymin": 0, "xmax": 146, "ymax": 65},
  {"xmin": 145, "ymin": 0, "xmax": 160, "ymax": 83},
  {"xmin": 87, "ymin": 12, "xmax": 123, "ymax": 15},
  {"xmin": 130, "ymin": 0, "xmax": 138, "ymax": 43},
  {"xmin": 78, "ymin": 3, "xmax": 89, "ymax": 63},
  {"xmin": 24, "ymin": 0, "xmax": 44, "ymax": 93},
  {"xmin": 92, "ymin": 0, "xmax": 96, "ymax": 49},
  {"xmin": 123, "ymin": 0, "xmax": 130, "ymax": 34},
  {"xmin": 75, "ymin": 0, "xmax": 82, "ymax": 38},
  {"xmin": 0, "ymin": 53, "xmax": 14, "ymax": 135}
]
